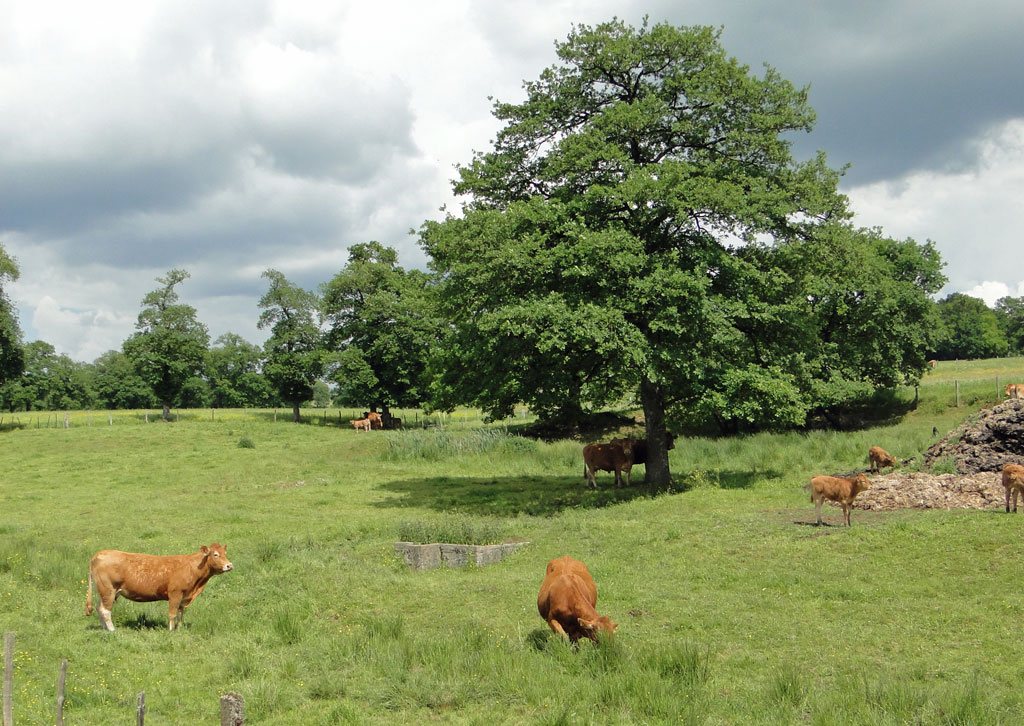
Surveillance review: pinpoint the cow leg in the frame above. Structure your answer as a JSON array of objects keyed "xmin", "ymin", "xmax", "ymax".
[
  {"xmin": 1014, "ymin": 489, "xmax": 1020, "ymax": 514},
  {"xmin": 96, "ymin": 586, "xmax": 118, "ymax": 631},
  {"xmin": 624, "ymin": 465, "xmax": 632, "ymax": 488},
  {"xmin": 814, "ymin": 497, "xmax": 823, "ymax": 526},
  {"xmin": 168, "ymin": 592, "xmax": 184, "ymax": 631},
  {"xmin": 585, "ymin": 466, "xmax": 597, "ymax": 489},
  {"xmin": 1007, "ymin": 487, "xmax": 1012, "ymax": 513},
  {"xmin": 547, "ymin": 619, "xmax": 569, "ymax": 640},
  {"xmin": 843, "ymin": 503, "xmax": 851, "ymax": 526}
]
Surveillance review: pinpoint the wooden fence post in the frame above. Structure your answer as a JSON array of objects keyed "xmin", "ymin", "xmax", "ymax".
[
  {"xmin": 220, "ymin": 693, "xmax": 244, "ymax": 725},
  {"xmin": 136, "ymin": 691, "xmax": 146, "ymax": 725},
  {"xmin": 3, "ymin": 632, "xmax": 14, "ymax": 726},
  {"xmin": 56, "ymin": 658, "xmax": 67, "ymax": 726},
  {"xmin": 64, "ymin": 412, "xmax": 70, "ymax": 429},
  {"xmin": 955, "ymin": 380, "xmax": 961, "ymax": 407}
]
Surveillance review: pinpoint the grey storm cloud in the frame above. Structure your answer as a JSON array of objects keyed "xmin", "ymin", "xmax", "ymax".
[{"xmin": 3, "ymin": 0, "xmax": 1024, "ymax": 362}]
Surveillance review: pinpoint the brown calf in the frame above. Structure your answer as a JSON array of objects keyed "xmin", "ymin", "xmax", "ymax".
[
  {"xmin": 537, "ymin": 556, "xmax": 617, "ymax": 643},
  {"xmin": 805, "ymin": 474, "xmax": 872, "ymax": 526},
  {"xmin": 86, "ymin": 543, "xmax": 233, "ymax": 631},
  {"xmin": 1005, "ymin": 384, "xmax": 1024, "ymax": 400},
  {"xmin": 868, "ymin": 446, "xmax": 897, "ymax": 473},
  {"xmin": 582, "ymin": 440, "xmax": 634, "ymax": 488},
  {"xmin": 1002, "ymin": 463, "xmax": 1024, "ymax": 513},
  {"xmin": 350, "ymin": 418, "xmax": 371, "ymax": 431}
]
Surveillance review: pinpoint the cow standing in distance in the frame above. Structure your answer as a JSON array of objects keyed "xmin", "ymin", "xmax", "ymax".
[
  {"xmin": 582, "ymin": 440, "xmax": 634, "ymax": 488},
  {"xmin": 350, "ymin": 418, "xmax": 371, "ymax": 431},
  {"xmin": 86, "ymin": 543, "xmax": 233, "ymax": 631},
  {"xmin": 537, "ymin": 555, "xmax": 618, "ymax": 643},
  {"xmin": 868, "ymin": 446, "xmax": 897, "ymax": 473},
  {"xmin": 805, "ymin": 474, "xmax": 872, "ymax": 527},
  {"xmin": 1005, "ymin": 384, "xmax": 1024, "ymax": 400},
  {"xmin": 1002, "ymin": 463, "xmax": 1024, "ymax": 513}
]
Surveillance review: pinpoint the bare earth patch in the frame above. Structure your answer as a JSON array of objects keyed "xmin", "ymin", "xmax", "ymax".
[{"xmin": 841, "ymin": 400, "xmax": 1024, "ymax": 512}]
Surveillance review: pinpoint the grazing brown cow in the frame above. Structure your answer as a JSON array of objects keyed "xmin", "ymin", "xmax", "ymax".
[
  {"xmin": 86, "ymin": 543, "xmax": 233, "ymax": 631},
  {"xmin": 582, "ymin": 440, "xmax": 634, "ymax": 488},
  {"xmin": 868, "ymin": 446, "xmax": 897, "ymax": 473},
  {"xmin": 805, "ymin": 474, "xmax": 872, "ymax": 527},
  {"xmin": 350, "ymin": 418, "xmax": 371, "ymax": 431},
  {"xmin": 1005, "ymin": 384, "xmax": 1024, "ymax": 400},
  {"xmin": 1002, "ymin": 463, "xmax": 1024, "ymax": 513},
  {"xmin": 928, "ymin": 359, "xmax": 937, "ymax": 369},
  {"xmin": 609, "ymin": 434, "xmax": 676, "ymax": 467},
  {"xmin": 537, "ymin": 556, "xmax": 618, "ymax": 643}
]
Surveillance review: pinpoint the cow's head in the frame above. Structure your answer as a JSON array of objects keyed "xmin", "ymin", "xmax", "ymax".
[
  {"xmin": 578, "ymin": 615, "xmax": 618, "ymax": 642},
  {"xmin": 201, "ymin": 543, "xmax": 233, "ymax": 573},
  {"xmin": 854, "ymin": 474, "xmax": 871, "ymax": 493}
]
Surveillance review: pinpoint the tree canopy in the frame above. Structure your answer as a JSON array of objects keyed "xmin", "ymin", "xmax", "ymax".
[
  {"xmin": 320, "ymin": 241, "xmax": 438, "ymax": 418},
  {"xmin": 0, "ymin": 243, "xmax": 25, "ymax": 389},
  {"xmin": 933, "ymin": 293, "xmax": 1008, "ymax": 360},
  {"xmin": 421, "ymin": 19, "xmax": 943, "ymax": 483},
  {"xmin": 122, "ymin": 269, "xmax": 210, "ymax": 420},
  {"xmin": 258, "ymin": 269, "xmax": 324, "ymax": 422}
]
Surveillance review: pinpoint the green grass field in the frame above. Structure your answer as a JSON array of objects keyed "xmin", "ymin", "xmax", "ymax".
[{"xmin": 2, "ymin": 359, "xmax": 1024, "ymax": 724}]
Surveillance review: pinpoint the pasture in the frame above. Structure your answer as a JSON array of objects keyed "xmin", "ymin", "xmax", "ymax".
[{"xmin": 2, "ymin": 359, "xmax": 1024, "ymax": 724}]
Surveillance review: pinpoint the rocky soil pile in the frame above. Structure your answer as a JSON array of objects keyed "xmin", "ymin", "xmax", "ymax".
[
  {"xmin": 844, "ymin": 400, "xmax": 1024, "ymax": 512},
  {"xmin": 923, "ymin": 399, "xmax": 1024, "ymax": 474}
]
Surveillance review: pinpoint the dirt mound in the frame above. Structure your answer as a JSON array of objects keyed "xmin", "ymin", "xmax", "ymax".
[
  {"xmin": 923, "ymin": 399, "xmax": 1024, "ymax": 474},
  {"xmin": 835, "ymin": 399, "xmax": 1024, "ymax": 512},
  {"xmin": 853, "ymin": 471, "xmax": 1004, "ymax": 511}
]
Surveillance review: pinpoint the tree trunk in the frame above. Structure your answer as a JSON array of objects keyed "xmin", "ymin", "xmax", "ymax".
[
  {"xmin": 292, "ymin": 402, "xmax": 301, "ymax": 422},
  {"xmin": 161, "ymin": 402, "xmax": 171, "ymax": 421},
  {"xmin": 640, "ymin": 377, "xmax": 672, "ymax": 486}
]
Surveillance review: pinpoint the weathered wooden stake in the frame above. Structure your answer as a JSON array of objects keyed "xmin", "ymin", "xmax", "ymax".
[
  {"xmin": 64, "ymin": 411, "xmax": 70, "ymax": 429},
  {"xmin": 108, "ymin": 412, "xmax": 113, "ymax": 425},
  {"xmin": 955, "ymin": 380, "xmax": 961, "ymax": 407},
  {"xmin": 211, "ymin": 408, "xmax": 215, "ymax": 422},
  {"xmin": 56, "ymin": 658, "xmax": 67, "ymax": 726},
  {"xmin": 3, "ymin": 632, "xmax": 14, "ymax": 726},
  {"xmin": 136, "ymin": 690, "xmax": 146, "ymax": 726},
  {"xmin": 220, "ymin": 692, "xmax": 244, "ymax": 725}
]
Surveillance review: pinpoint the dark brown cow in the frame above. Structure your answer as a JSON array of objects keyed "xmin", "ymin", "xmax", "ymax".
[
  {"xmin": 86, "ymin": 543, "xmax": 233, "ymax": 631},
  {"xmin": 537, "ymin": 556, "xmax": 617, "ymax": 643},
  {"xmin": 582, "ymin": 440, "xmax": 634, "ymax": 488},
  {"xmin": 1002, "ymin": 463, "xmax": 1024, "ymax": 513},
  {"xmin": 805, "ymin": 474, "xmax": 872, "ymax": 526},
  {"xmin": 609, "ymin": 434, "xmax": 676, "ymax": 466}
]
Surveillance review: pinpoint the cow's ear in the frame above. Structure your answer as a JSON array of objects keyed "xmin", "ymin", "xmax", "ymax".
[{"xmin": 200, "ymin": 546, "xmax": 209, "ymax": 554}]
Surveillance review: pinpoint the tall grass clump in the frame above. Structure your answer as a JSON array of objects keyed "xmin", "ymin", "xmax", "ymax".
[
  {"xmin": 396, "ymin": 514, "xmax": 508, "ymax": 544},
  {"xmin": 379, "ymin": 427, "xmax": 537, "ymax": 462}
]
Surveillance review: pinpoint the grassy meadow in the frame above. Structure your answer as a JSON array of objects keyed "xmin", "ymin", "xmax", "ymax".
[{"xmin": 2, "ymin": 359, "xmax": 1024, "ymax": 724}]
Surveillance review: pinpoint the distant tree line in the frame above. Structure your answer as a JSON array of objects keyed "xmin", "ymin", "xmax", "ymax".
[{"xmin": 1, "ymin": 19, "xmax": 1018, "ymax": 451}]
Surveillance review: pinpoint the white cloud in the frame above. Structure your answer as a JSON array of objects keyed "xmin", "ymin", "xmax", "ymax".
[{"xmin": 846, "ymin": 118, "xmax": 1024, "ymax": 298}]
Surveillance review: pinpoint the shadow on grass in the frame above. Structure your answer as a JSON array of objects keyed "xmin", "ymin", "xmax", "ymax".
[
  {"xmin": 374, "ymin": 469, "xmax": 767, "ymax": 517},
  {"xmin": 120, "ymin": 611, "xmax": 168, "ymax": 630}
]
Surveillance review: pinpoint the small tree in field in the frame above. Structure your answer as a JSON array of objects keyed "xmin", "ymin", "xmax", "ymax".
[
  {"xmin": 258, "ymin": 269, "xmax": 325, "ymax": 422},
  {"xmin": 320, "ymin": 241, "xmax": 438, "ymax": 421},
  {"xmin": 123, "ymin": 269, "xmax": 209, "ymax": 421}
]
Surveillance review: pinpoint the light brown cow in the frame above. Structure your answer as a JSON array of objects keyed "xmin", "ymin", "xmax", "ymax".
[
  {"xmin": 350, "ymin": 418, "xmax": 371, "ymax": 431},
  {"xmin": 805, "ymin": 474, "xmax": 872, "ymax": 527},
  {"xmin": 537, "ymin": 556, "xmax": 617, "ymax": 643},
  {"xmin": 582, "ymin": 440, "xmax": 634, "ymax": 488},
  {"xmin": 868, "ymin": 446, "xmax": 897, "ymax": 473},
  {"xmin": 364, "ymin": 411, "xmax": 384, "ymax": 430},
  {"xmin": 1002, "ymin": 463, "xmax": 1024, "ymax": 513},
  {"xmin": 86, "ymin": 543, "xmax": 233, "ymax": 631},
  {"xmin": 1005, "ymin": 384, "xmax": 1024, "ymax": 400},
  {"xmin": 928, "ymin": 359, "xmax": 937, "ymax": 369}
]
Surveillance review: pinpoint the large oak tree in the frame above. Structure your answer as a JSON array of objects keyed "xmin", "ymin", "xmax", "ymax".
[{"xmin": 421, "ymin": 19, "xmax": 942, "ymax": 485}]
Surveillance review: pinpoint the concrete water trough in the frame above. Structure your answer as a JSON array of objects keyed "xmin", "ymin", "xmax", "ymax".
[{"xmin": 394, "ymin": 541, "xmax": 529, "ymax": 571}]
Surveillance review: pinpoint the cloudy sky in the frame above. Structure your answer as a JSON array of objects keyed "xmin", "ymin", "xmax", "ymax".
[{"xmin": 3, "ymin": 0, "xmax": 1024, "ymax": 362}]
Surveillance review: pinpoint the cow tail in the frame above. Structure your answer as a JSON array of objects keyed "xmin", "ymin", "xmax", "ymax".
[{"xmin": 85, "ymin": 564, "xmax": 94, "ymax": 616}]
